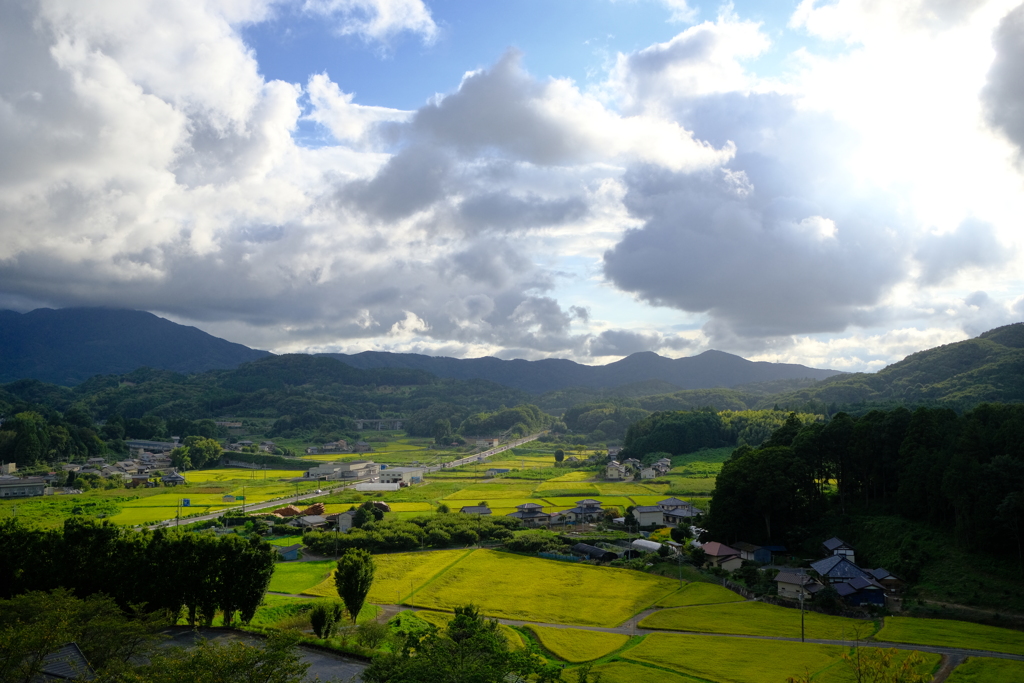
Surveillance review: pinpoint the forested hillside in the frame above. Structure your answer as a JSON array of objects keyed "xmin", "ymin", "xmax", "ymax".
[
  {"xmin": 0, "ymin": 308, "xmax": 270, "ymax": 385},
  {"xmin": 765, "ymin": 323, "xmax": 1024, "ymax": 410},
  {"xmin": 705, "ymin": 405, "xmax": 1024, "ymax": 602},
  {"xmin": 0, "ymin": 355, "xmax": 551, "ymax": 466}
]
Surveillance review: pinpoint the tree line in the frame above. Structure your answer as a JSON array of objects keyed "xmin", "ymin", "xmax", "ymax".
[
  {"xmin": 705, "ymin": 404, "xmax": 1024, "ymax": 568},
  {"xmin": 0, "ymin": 517, "xmax": 276, "ymax": 627}
]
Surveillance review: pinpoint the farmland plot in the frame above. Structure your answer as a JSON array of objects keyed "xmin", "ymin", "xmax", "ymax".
[
  {"xmin": 409, "ymin": 549, "xmax": 677, "ymax": 626},
  {"xmin": 526, "ymin": 625, "xmax": 629, "ymax": 662},
  {"xmin": 877, "ymin": 617, "xmax": 1024, "ymax": 656},
  {"xmin": 639, "ymin": 601, "xmax": 876, "ymax": 640}
]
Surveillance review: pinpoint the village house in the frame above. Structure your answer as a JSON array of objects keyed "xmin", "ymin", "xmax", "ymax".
[
  {"xmin": 607, "ymin": 446, "xmax": 622, "ymax": 459},
  {"xmin": 701, "ymin": 541, "xmax": 744, "ymax": 572},
  {"xmin": 562, "ymin": 499, "xmax": 604, "ymax": 524},
  {"xmin": 775, "ymin": 570, "xmax": 823, "ymax": 600},
  {"xmin": 161, "ymin": 472, "xmax": 186, "ymax": 486},
  {"xmin": 630, "ymin": 505, "xmax": 665, "ymax": 527},
  {"xmin": 379, "ymin": 466, "xmax": 424, "ymax": 485},
  {"xmin": 834, "ymin": 576, "xmax": 886, "ymax": 606},
  {"xmin": 866, "ymin": 567, "xmax": 905, "ymax": 593},
  {"xmin": 639, "ymin": 467, "xmax": 658, "ymax": 479},
  {"xmin": 810, "ymin": 555, "xmax": 872, "ymax": 584},
  {"xmin": 327, "ymin": 510, "xmax": 356, "ymax": 532},
  {"xmin": 507, "ymin": 502, "xmax": 552, "ymax": 527},
  {"xmin": 658, "ymin": 497, "xmax": 699, "ymax": 524},
  {"xmin": 822, "ymin": 537, "xmax": 856, "ymax": 563},
  {"xmin": 605, "ymin": 461, "xmax": 628, "ymax": 480},
  {"xmin": 352, "ymin": 441, "xmax": 373, "ymax": 453},
  {"xmin": 475, "ymin": 438, "xmax": 501, "ymax": 448}
]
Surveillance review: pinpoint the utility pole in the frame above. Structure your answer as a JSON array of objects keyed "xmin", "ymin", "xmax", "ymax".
[{"xmin": 799, "ymin": 591, "xmax": 805, "ymax": 642}]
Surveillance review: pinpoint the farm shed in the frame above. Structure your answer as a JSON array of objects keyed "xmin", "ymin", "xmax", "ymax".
[
  {"xmin": 631, "ymin": 539, "xmax": 664, "ymax": 554},
  {"xmin": 775, "ymin": 570, "xmax": 822, "ymax": 600},
  {"xmin": 355, "ymin": 483, "xmax": 400, "ymax": 492},
  {"xmin": 274, "ymin": 544, "xmax": 302, "ymax": 561},
  {"xmin": 572, "ymin": 543, "xmax": 618, "ymax": 562},
  {"xmin": 732, "ymin": 542, "xmax": 772, "ymax": 564},
  {"xmin": 460, "ymin": 505, "xmax": 492, "ymax": 515}
]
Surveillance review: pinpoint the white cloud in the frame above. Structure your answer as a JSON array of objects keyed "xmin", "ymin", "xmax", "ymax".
[{"xmin": 302, "ymin": 0, "xmax": 437, "ymax": 42}]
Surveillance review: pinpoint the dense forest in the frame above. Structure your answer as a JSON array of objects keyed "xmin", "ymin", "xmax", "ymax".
[
  {"xmin": 705, "ymin": 405, "xmax": 1024, "ymax": 575},
  {"xmin": 0, "ymin": 517, "xmax": 275, "ymax": 627},
  {"xmin": 618, "ymin": 409, "xmax": 820, "ymax": 459}
]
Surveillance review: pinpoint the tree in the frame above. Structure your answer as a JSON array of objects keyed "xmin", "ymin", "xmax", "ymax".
[
  {"xmin": 335, "ymin": 548, "xmax": 376, "ymax": 623},
  {"xmin": 554, "ymin": 449, "xmax": 564, "ymax": 463},
  {"xmin": 436, "ymin": 503, "xmax": 451, "ymax": 514},
  {"xmin": 310, "ymin": 602, "xmax": 339, "ymax": 639},
  {"xmin": 839, "ymin": 647, "xmax": 931, "ymax": 683},
  {"xmin": 362, "ymin": 604, "xmax": 543, "ymax": 683},
  {"xmin": 131, "ymin": 632, "xmax": 311, "ymax": 683}
]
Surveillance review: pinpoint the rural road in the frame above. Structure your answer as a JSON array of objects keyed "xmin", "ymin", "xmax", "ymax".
[
  {"xmin": 163, "ymin": 627, "xmax": 366, "ymax": 682},
  {"xmin": 144, "ymin": 432, "xmax": 544, "ymax": 530},
  {"xmin": 262, "ymin": 595, "xmax": 1024, "ymax": 667}
]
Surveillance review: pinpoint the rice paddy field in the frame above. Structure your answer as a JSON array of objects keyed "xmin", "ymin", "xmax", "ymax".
[
  {"xmin": 640, "ymin": 601, "xmax": 878, "ymax": 641},
  {"xmin": 945, "ymin": 656, "xmax": 1024, "ymax": 682},
  {"xmin": 407, "ymin": 549, "xmax": 679, "ymax": 627},
  {"xmin": 620, "ymin": 633, "xmax": 940, "ymax": 683},
  {"xmin": 655, "ymin": 582, "xmax": 746, "ymax": 607},
  {"xmin": 526, "ymin": 625, "xmax": 629, "ymax": 662},
  {"xmin": 876, "ymin": 616, "xmax": 1024, "ymax": 656}
]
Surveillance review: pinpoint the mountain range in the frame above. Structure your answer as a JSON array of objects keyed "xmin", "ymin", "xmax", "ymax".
[{"xmin": 0, "ymin": 307, "xmax": 841, "ymax": 392}]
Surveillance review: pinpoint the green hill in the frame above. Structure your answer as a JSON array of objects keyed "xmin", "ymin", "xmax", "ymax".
[{"xmin": 761, "ymin": 323, "xmax": 1024, "ymax": 410}]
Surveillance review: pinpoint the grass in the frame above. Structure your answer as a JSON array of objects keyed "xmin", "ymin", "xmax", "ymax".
[
  {"xmin": 526, "ymin": 625, "xmax": 629, "ymax": 662},
  {"xmin": 624, "ymin": 632, "xmax": 846, "ymax": 683},
  {"xmin": 639, "ymin": 601, "xmax": 877, "ymax": 641},
  {"xmin": 416, "ymin": 610, "xmax": 524, "ymax": 650},
  {"xmin": 656, "ymin": 582, "xmax": 746, "ymax": 607},
  {"xmin": 409, "ymin": 549, "xmax": 678, "ymax": 627},
  {"xmin": 566, "ymin": 661, "xmax": 692, "ymax": 683},
  {"xmin": 945, "ymin": 657, "xmax": 1024, "ymax": 682},
  {"xmin": 249, "ymin": 594, "xmax": 380, "ymax": 629},
  {"xmin": 304, "ymin": 549, "xmax": 474, "ymax": 604},
  {"xmin": 180, "ymin": 468, "xmax": 303, "ymax": 482},
  {"xmin": 811, "ymin": 649, "xmax": 941, "ymax": 683},
  {"xmin": 265, "ymin": 535, "xmax": 305, "ymax": 547},
  {"xmin": 877, "ymin": 617, "xmax": 1024, "ymax": 656},
  {"xmin": 268, "ymin": 560, "xmax": 335, "ymax": 594}
]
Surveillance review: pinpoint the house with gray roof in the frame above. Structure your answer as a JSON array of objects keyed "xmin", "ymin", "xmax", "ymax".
[
  {"xmin": 630, "ymin": 505, "xmax": 664, "ymax": 527},
  {"xmin": 507, "ymin": 502, "xmax": 551, "ymax": 527},
  {"xmin": 562, "ymin": 499, "xmax": 603, "ymax": 523},
  {"xmin": 460, "ymin": 505, "xmax": 492, "ymax": 516},
  {"xmin": 834, "ymin": 576, "xmax": 886, "ymax": 606},
  {"xmin": 822, "ymin": 537, "xmax": 856, "ymax": 563},
  {"xmin": 36, "ymin": 642, "xmax": 95, "ymax": 680},
  {"xmin": 810, "ymin": 555, "xmax": 872, "ymax": 584},
  {"xmin": 775, "ymin": 570, "xmax": 823, "ymax": 600}
]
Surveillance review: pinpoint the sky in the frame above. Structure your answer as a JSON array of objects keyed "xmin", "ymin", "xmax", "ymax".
[{"xmin": 1, "ymin": 0, "xmax": 1024, "ymax": 372}]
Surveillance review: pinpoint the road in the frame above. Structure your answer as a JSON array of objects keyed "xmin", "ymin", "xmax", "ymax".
[
  {"xmin": 144, "ymin": 432, "xmax": 545, "ymax": 530},
  {"xmin": 423, "ymin": 432, "xmax": 545, "ymax": 472}
]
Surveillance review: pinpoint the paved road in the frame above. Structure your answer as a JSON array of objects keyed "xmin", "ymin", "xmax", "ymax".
[
  {"xmin": 423, "ymin": 432, "xmax": 545, "ymax": 472},
  {"xmin": 357, "ymin": 601, "xmax": 1024, "ymax": 665},
  {"xmin": 142, "ymin": 432, "xmax": 544, "ymax": 530},
  {"xmin": 163, "ymin": 627, "xmax": 366, "ymax": 682},
  {"xmin": 142, "ymin": 480, "xmax": 367, "ymax": 530}
]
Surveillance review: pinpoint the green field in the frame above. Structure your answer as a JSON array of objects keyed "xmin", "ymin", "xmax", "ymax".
[
  {"xmin": 640, "ymin": 601, "xmax": 877, "ymax": 640},
  {"xmin": 877, "ymin": 617, "xmax": 1024, "ymax": 656},
  {"xmin": 656, "ymin": 582, "xmax": 746, "ymax": 607},
  {"xmin": 566, "ymin": 661, "xmax": 691, "ymax": 683},
  {"xmin": 250, "ymin": 594, "xmax": 380, "ymax": 629},
  {"xmin": 945, "ymin": 657, "xmax": 1024, "ymax": 682},
  {"xmin": 625, "ymin": 633, "xmax": 846, "ymax": 683},
  {"xmin": 267, "ymin": 560, "xmax": 336, "ymax": 594},
  {"xmin": 304, "ymin": 549, "xmax": 474, "ymax": 604},
  {"xmin": 526, "ymin": 625, "xmax": 629, "ymax": 662},
  {"xmin": 409, "ymin": 549, "xmax": 678, "ymax": 627}
]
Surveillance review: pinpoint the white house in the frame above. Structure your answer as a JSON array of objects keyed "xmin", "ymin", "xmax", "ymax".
[{"xmin": 631, "ymin": 505, "xmax": 665, "ymax": 527}]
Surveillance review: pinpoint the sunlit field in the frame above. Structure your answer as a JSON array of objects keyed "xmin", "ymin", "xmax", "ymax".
[{"xmin": 527, "ymin": 625, "xmax": 629, "ymax": 662}]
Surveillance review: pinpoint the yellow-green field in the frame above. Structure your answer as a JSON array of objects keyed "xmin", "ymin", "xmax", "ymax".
[
  {"xmin": 625, "ymin": 632, "xmax": 844, "ymax": 682},
  {"xmin": 877, "ymin": 617, "xmax": 1024, "ymax": 656},
  {"xmin": 304, "ymin": 549, "xmax": 474, "ymax": 604},
  {"xmin": 527, "ymin": 625, "xmax": 629, "ymax": 662},
  {"xmin": 640, "ymin": 601, "xmax": 877, "ymax": 640},
  {"xmin": 182, "ymin": 468, "xmax": 305, "ymax": 482},
  {"xmin": 416, "ymin": 610, "xmax": 524, "ymax": 650},
  {"xmin": 408, "ymin": 549, "xmax": 678, "ymax": 627},
  {"xmin": 945, "ymin": 657, "xmax": 1024, "ymax": 682},
  {"xmin": 656, "ymin": 582, "xmax": 746, "ymax": 607},
  {"xmin": 566, "ymin": 661, "xmax": 690, "ymax": 683}
]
